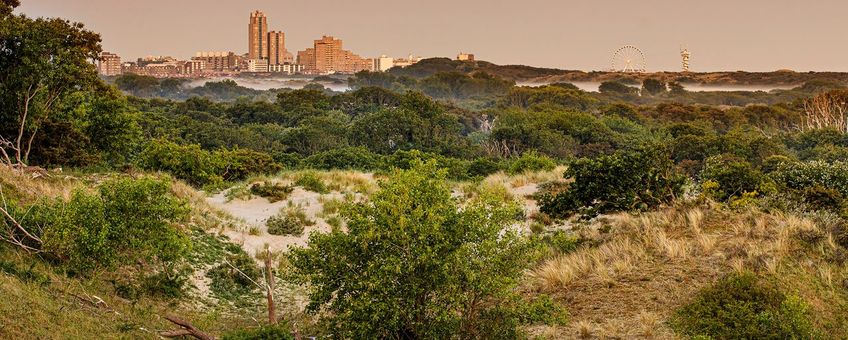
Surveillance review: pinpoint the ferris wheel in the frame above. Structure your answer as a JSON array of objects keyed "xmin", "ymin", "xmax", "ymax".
[{"xmin": 610, "ymin": 45, "xmax": 647, "ymax": 73}]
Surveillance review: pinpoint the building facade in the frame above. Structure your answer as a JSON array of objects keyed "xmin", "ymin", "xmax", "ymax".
[
  {"xmin": 247, "ymin": 59, "xmax": 269, "ymax": 72},
  {"xmin": 98, "ymin": 52, "xmax": 122, "ymax": 76},
  {"xmin": 192, "ymin": 51, "xmax": 238, "ymax": 71},
  {"xmin": 269, "ymin": 63, "xmax": 303, "ymax": 74},
  {"xmin": 457, "ymin": 52, "xmax": 475, "ymax": 61},
  {"xmin": 248, "ymin": 10, "xmax": 268, "ymax": 60},
  {"xmin": 297, "ymin": 36, "xmax": 371, "ymax": 74},
  {"xmin": 373, "ymin": 55, "xmax": 394, "ymax": 72},
  {"xmin": 267, "ymin": 31, "xmax": 293, "ymax": 66}
]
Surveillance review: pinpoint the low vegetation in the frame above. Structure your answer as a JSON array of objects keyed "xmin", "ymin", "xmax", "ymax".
[{"xmin": 3, "ymin": 0, "xmax": 848, "ymax": 336}]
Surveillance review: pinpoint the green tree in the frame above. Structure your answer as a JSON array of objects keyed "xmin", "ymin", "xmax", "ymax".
[
  {"xmin": 1, "ymin": 0, "xmax": 19, "ymax": 16},
  {"xmin": 641, "ymin": 78, "xmax": 667, "ymax": 96},
  {"xmin": 289, "ymin": 161, "xmax": 550, "ymax": 338},
  {"xmin": 598, "ymin": 81, "xmax": 637, "ymax": 95},
  {"xmin": 0, "ymin": 12, "xmax": 101, "ymax": 165}
]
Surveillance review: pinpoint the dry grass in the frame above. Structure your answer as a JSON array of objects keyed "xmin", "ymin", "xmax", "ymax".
[
  {"xmin": 532, "ymin": 238, "xmax": 648, "ymax": 290},
  {"xmin": 531, "ymin": 203, "xmax": 848, "ymax": 338},
  {"xmin": 481, "ymin": 165, "xmax": 567, "ymax": 189},
  {"xmin": 0, "ymin": 166, "xmax": 81, "ymax": 203}
]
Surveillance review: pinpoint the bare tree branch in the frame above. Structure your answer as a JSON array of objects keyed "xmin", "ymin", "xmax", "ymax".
[{"xmin": 160, "ymin": 315, "xmax": 216, "ymax": 340}]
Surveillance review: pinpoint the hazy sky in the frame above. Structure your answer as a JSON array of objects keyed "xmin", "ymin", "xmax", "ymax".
[{"xmin": 16, "ymin": 0, "xmax": 848, "ymax": 72}]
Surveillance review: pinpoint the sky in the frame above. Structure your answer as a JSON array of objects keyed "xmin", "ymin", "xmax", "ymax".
[{"xmin": 16, "ymin": 0, "xmax": 848, "ymax": 72}]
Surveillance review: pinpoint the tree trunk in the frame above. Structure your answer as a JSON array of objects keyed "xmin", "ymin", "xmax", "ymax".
[{"xmin": 265, "ymin": 249, "xmax": 277, "ymax": 325}]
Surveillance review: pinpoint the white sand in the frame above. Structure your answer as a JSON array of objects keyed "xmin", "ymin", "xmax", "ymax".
[{"xmin": 206, "ymin": 187, "xmax": 344, "ymax": 256}]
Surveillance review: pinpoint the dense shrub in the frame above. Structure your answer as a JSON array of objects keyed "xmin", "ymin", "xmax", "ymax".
[
  {"xmin": 700, "ymin": 154, "xmax": 767, "ymax": 201},
  {"xmin": 217, "ymin": 148, "xmax": 283, "ymax": 182},
  {"xmin": 25, "ymin": 177, "xmax": 190, "ymax": 273},
  {"xmin": 672, "ymin": 272, "xmax": 818, "ymax": 339},
  {"xmin": 138, "ymin": 139, "xmax": 223, "ymax": 186},
  {"xmin": 138, "ymin": 139, "xmax": 281, "ymax": 187},
  {"xmin": 540, "ymin": 230, "xmax": 583, "ymax": 254},
  {"xmin": 507, "ymin": 151, "xmax": 557, "ymax": 175},
  {"xmin": 386, "ymin": 149, "xmax": 471, "ymax": 180},
  {"xmin": 300, "ymin": 146, "xmax": 383, "ymax": 170},
  {"xmin": 540, "ymin": 145, "xmax": 684, "ymax": 217},
  {"xmin": 467, "ymin": 157, "xmax": 502, "ymax": 178},
  {"xmin": 771, "ymin": 161, "xmax": 848, "ymax": 197}
]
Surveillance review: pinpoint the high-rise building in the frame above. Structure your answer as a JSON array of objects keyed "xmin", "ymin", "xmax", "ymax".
[
  {"xmin": 296, "ymin": 36, "xmax": 371, "ymax": 74},
  {"xmin": 267, "ymin": 31, "xmax": 292, "ymax": 65},
  {"xmin": 248, "ymin": 10, "xmax": 268, "ymax": 60},
  {"xmin": 98, "ymin": 52, "xmax": 122, "ymax": 76}
]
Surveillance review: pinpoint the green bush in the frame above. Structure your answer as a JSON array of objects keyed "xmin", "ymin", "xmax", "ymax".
[
  {"xmin": 385, "ymin": 149, "xmax": 471, "ymax": 180},
  {"xmin": 138, "ymin": 139, "xmax": 223, "ymax": 186},
  {"xmin": 27, "ymin": 177, "xmax": 190, "ymax": 274},
  {"xmin": 802, "ymin": 185, "xmax": 846, "ymax": 213},
  {"xmin": 507, "ymin": 151, "xmax": 556, "ymax": 175},
  {"xmin": 217, "ymin": 148, "xmax": 283, "ymax": 182},
  {"xmin": 266, "ymin": 208, "xmax": 313, "ymax": 236},
  {"xmin": 771, "ymin": 161, "xmax": 848, "ymax": 197},
  {"xmin": 249, "ymin": 182, "xmax": 293, "ymax": 203},
  {"xmin": 289, "ymin": 161, "xmax": 547, "ymax": 338},
  {"xmin": 301, "ymin": 146, "xmax": 383, "ymax": 170},
  {"xmin": 222, "ymin": 323, "xmax": 295, "ymax": 340},
  {"xmin": 540, "ymin": 145, "xmax": 684, "ymax": 218},
  {"xmin": 672, "ymin": 272, "xmax": 818, "ymax": 339},
  {"xmin": 541, "ymin": 230, "xmax": 583, "ymax": 254},
  {"xmin": 294, "ymin": 172, "xmax": 328, "ymax": 193},
  {"xmin": 138, "ymin": 140, "xmax": 281, "ymax": 187},
  {"xmin": 467, "ymin": 157, "xmax": 502, "ymax": 178},
  {"xmin": 700, "ymin": 154, "xmax": 767, "ymax": 201}
]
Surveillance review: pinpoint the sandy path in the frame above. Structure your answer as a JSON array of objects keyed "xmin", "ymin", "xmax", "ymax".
[{"xmin": 206, "ymin": 187, "xmax": 342, "ymax": 256}]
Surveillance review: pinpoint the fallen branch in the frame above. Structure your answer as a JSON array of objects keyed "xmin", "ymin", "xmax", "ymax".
[
  {"xmin": 0, "ymin": 186, "xmax": 43, "ymax": 253},
  {"xmin": 160, "ymin": 315, "xmax": 216, "ymax": 340}
]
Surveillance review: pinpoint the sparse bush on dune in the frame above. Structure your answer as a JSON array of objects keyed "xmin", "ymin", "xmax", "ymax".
[
  {"xmin": 266, "ymin": 207, "xmax": 314, "ymax": 236},
  {"xmin": 294, "ymin": 172, "xmax": 329, "ymax": 194},
  {"xmin": 249, "ymin": 181, "xmax": 293, "ymax": 202}
]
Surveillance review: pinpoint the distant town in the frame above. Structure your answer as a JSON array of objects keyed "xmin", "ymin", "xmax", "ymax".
[{"xmin": 97, "ymin": 10, "xmax": 476, "ymax": 78}]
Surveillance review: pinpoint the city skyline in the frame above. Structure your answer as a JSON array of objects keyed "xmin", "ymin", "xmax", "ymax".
[{"xmin": 16, "ymin": 0, "xmax": 848, "ymax": 72}]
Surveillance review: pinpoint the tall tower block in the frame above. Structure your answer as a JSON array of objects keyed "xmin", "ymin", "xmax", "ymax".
[{"xmin": 248, "ymin": 10, "xmax": 268, "ymax": 60}]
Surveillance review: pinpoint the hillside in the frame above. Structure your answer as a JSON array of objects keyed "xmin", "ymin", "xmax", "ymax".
[{"xmin": 393, "ymin": 57, "xmax": 848, "ymax": 86}]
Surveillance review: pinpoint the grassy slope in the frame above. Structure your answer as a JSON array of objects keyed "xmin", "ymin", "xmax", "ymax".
[
  {"xmin": 0, "ymin": 168, "xmax": 265, "ymax": 339},
  {"xmin": 530, "ymin": 205, "xmax": 848, "ymax": 338},
  {"xmin": 3, "ymin": 167, "xmax": 846, "ymax": 338}
]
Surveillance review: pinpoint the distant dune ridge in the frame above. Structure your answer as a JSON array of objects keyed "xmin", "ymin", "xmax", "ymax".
[{"xmin": 392, "ymin": 57, "xmax": 848, "ymax": 86}]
